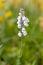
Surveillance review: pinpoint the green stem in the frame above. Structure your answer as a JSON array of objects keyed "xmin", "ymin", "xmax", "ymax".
[{"xmin": 16, "ymin": 37, "xmax": 23, "ymax": 65}]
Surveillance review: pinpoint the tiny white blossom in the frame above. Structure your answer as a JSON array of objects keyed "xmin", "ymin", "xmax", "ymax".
[
  {"xmin": 17, "ymin": 16, "xmax": 21, "ymax": 20},
  {"xmin": 26, "ymin": 18, "xmax": 29, "ymax": 22},
  {"xmin": 17, "ymin": 21, "xmax": 21, "ymax": 24},
  {"xmin": 22, "ymin": 16, "xmax": 26, "ymax": 21},
  {"xmin": 24, "ymin": 20, "xmax": 28, "ymax": 23},
  {"xmin": 22, "ymin": 30, "xmax": 27, "ymax": 36},
  {"xmin": 25, "ymin": 18, "xmax": 29, "ymax": 22},
  {"xmin": 22, "ymin": 27, "xmax": 26, "ymax": 32},
  {"xmin": 18, "ymin": 31, "xmax": 22, "ymax": 37},
  {"xmin": 17, "ymin": 24, "xmax": 22, "ymax": 28},
  {"xmin": 23, "ymin": 22, "xmax": 28, "ymax": 27}
]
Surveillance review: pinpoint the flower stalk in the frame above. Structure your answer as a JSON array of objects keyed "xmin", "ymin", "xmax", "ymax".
[{"xmin": 17, "ymin": 8, "xmax": 29, "ymax": 37}]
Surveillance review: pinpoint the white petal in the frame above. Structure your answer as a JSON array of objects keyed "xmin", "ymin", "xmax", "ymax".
[
  {"xmin": 17, "ymin": 24, "xmax": 22, "ymax": 28},
  {"xmin": 24, "ymin": 22, "xmax": 28, "ymax": 27},
  {"xmin": 17, "ymin": 21, "xmax": 21, "ymax": 24},
  {"xmin": 26, "ymin": 18, "xmax": 29, "ymax": 22},
  {"xmin": 17, "ymin": 16, "xmax": 21, "ymax": 20},
  {"xmin": 23, "ymin": 31, "xmax": 27, "ymax": 36},
  {"xmin": 22, "ymin": 27, "xmax": 26, "ymax": 32},
  {"xmin": 18, "ymin": 31, "xmax": 22, "ymax": 37},
  {"xmin": 24, "ymin": 20, "xmax": 28, "ymax": 23},
  {"xmin": 22, "ymin": 16, "xmax": 26, "ymax": 21}
]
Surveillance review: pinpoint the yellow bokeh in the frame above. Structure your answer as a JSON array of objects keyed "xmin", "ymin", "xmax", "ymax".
[
  {"xmin": 39, "ymin": 4, "xmax": 43, "ymax": 12},
  {"xmin": 34, "ymin": 0, "xmax": 43, "ymax": 4},
  {"xmin": 7, "ymin": 0, "xmax": 15, "ymax": 5},
  {"xmin": 0, "ymin": 4, "xmax": 5, "ymax": 9},
  {"xmin": 5, "ymin": 11, "xmax": 12, "ymax": 18},
  {"xmin": 39, "ymin": 16, "xmax": 43, "ymax": 22},
  {"xmin": 15, "ymin": 0, "xmax": 22, "ymax": 5},
  {"xmin": 0, "ymin": 0, "xmax": 5, "ymax": 2},
  {"xmin": 6, "ymin": 0, "xmax": 22, "ymax": 5},
  {"xmin": 0, "ymin": 16, "xmax": 3, "ymax": 23},
  {"xmin": 38, "ymin": 0, "xmax": 43, "ymax": 4}
]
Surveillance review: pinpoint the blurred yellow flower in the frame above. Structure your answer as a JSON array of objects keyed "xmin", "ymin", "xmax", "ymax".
[
  {"xmin": 7, "ymin": 0, "xmax": 22, "ymax": 5},
  {"xmin": 39, "ymin": 4, "xmax": 43, "ymax": 12},
  {"xmin": 37, "ymin": 0, "xmax": 43, "ymax": 12},
  {"xmin": 0, "ymin": 4, "xmax": 5, "ymax": 9},
  {"xmin": 15, "ymin": 0, "xmax": 22, "ymax": 5},
  {"xmin": 7, "ymin": 0, "xmax": 15, "ymax": 5},
  {"xmin": 39, "ymin": 16, "xmax": 43, "ymax": 22},
  {"xmin": 0, "ymin": 16, "xmax": 3, "ymax": 23},
  {"xmin": 34, "ymin": 0, "xmax": 43, "ymax": 12},
  {"xmin": 38, "ymin": 0, "xmax": 43, "ymax": 4},
  {"xmin": 33, "ymin": 0, "xmax": 38, "ymax": 6},
  {"xmin": 5, "ymin": 11, "xmax": 12, "ymax": 18},
  {"xmin": 10, "ymin": 0, "xmax": 15, "ymax": 5},
  {"xmin": 0, "ymin": 0, "xmax": 5, "ymax": 2}
]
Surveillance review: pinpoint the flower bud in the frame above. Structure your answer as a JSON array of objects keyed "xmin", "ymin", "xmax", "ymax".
[
  {"xmin": 19, "ymin": 13, "xmax": 22, "ymax": 16},
  {"xmin": 18, "ymin": 31, "xmax": 22, "ymax": 37},
  {"xmin": 22, "ymin": 27, "xmax": 26, "ymax": 32},
  {"xmin": 22, "ymin": 30, "xmax": 27, "ymax": 36}
]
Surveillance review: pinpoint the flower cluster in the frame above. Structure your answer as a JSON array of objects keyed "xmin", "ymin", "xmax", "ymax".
[{"xmin": 17, "ymin": 8, "xmax": 29, "ymax": 37}]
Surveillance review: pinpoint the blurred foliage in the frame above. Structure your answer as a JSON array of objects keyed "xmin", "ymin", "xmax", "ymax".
[{"xmin": 0, "ymin": 0, "xmax": 43, "ymax": 65}]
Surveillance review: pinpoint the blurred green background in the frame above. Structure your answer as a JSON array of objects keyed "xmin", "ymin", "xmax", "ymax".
[{"xmin": 0, "ymin": 0, "xmax": 43, "ymax": 65}]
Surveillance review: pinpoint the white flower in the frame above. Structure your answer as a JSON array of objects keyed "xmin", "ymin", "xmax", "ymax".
[
  {"xmin": 17, "ymin": 24, "xmax": 22, "ymax": 28},
  {"xmin": 23, "ymin": 22, "xmax": 28, "ymax": 27},
  {"xmin": 22, "ymin": 16, "xmax": 26, "ymax": 21},
  {"xmin": 17, "ymin": 16, "xmax": 21, "ymax": 20},
  {"xmin": 17, "ymin": 9, "xmax": 29, "ymax": 37},
  {"xmin": 22, "ymin": 30, "xmax": 27, "ymax": 36},
  {"xmin": 22, "ymin": 27, "xmax": 26, "ymax": 32},
  {"xmin": 26, "ymin": 18, "xmax": 29, "ymax": 22},
  {"xmin": 24, "ymin": 20, "xmax": 28, "ymax": 23},
  {"xmin": 17, "ymin": 21, "xmax": 21, "ymax": 24},
  {"xmin": 22, "ymin": 27, "xmax": 27, "ymax": 36},
  {"xmin": 22, "ymin": 16, "xmax": 29, "ymax": 22},
  {"xmin": 18, "ymin": 31, "xmax": 22, "ymax": 37}
]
